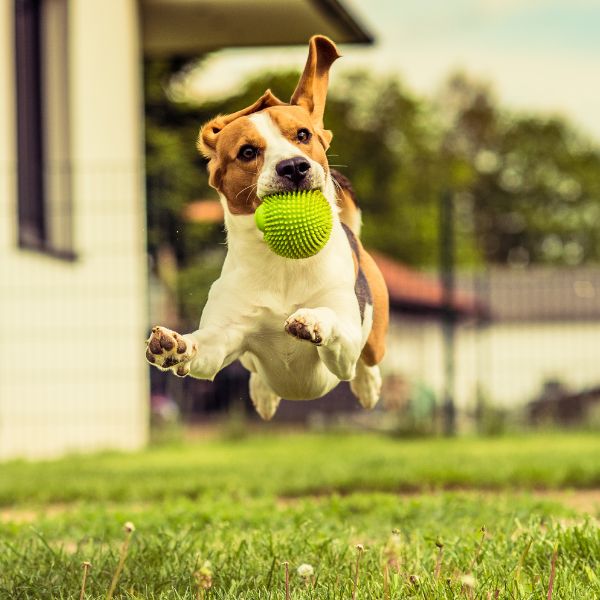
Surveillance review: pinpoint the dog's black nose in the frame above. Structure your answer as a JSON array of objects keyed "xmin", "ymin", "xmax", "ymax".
[{"xmin": 275, "ymin": 157, "xmax": 311, "ymax": 186}]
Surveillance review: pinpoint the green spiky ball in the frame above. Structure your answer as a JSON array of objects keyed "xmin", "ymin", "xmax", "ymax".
[{"xmin": 255, "ymin": 190, "xmax": 333, "ymax": 259}]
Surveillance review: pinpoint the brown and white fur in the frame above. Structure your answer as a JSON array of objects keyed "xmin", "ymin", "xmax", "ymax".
[{"xmin": 146, "ymin": 36, "xmax": 389, "ymax": 420}]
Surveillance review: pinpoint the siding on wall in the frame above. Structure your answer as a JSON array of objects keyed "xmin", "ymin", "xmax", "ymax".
[
  {"xmin": 0, "ymin": 0, "xmax": 148, "ymax": 459},
  {"xmin": 384, "ymin": 316, "xmax": 600, "ymax": 411}
]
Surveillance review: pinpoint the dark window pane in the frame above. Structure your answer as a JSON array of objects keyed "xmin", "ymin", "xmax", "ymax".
[{"xmin": 15, "ymin": 0, "xmax": 45, "ymax": 249}]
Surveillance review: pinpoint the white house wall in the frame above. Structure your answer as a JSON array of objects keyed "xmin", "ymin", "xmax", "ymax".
[
  {"xmin": 383, "ymin": 317, "xmax": 446, "ymax": 401},
  {"xmin": 477, "ymin": 321, "xmax": 600, "ymax": 407},
  {"xmin": 384, "ymin": 316, "xmax": 600, "ymax": 412},
  {"xmin": 0, "ymin": 0, "xmax": 148, "ymax": 459}
]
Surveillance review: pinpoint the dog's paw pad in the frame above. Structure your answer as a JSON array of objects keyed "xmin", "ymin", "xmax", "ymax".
[
  {"xmin": 146, "ymin": 326, "xmax": 196, "ymax": 374},
  {"xmin": 174, "ymin": 363, "xmax": 191, "ymax": 378},
  {"xmin": 285, "ymin": 312, "xmax": 323, "ymax": 345}
]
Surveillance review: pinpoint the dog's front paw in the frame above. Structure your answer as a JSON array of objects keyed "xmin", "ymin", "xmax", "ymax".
[
  {"xmin": 145, "ymin": 326, "xmax": 197, "ymax": 377},
  {"xmin": 285, "ymin": 309, "xmax": 332, "ymax": 346}
]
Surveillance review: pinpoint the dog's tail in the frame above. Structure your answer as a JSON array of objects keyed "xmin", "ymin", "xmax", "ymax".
[{"xmin": 331, "ymin": 169, "xmax": 362, "ymax": 237}]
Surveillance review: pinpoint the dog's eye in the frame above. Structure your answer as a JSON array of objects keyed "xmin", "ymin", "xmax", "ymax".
[
  {"xmin": 296, "ymin": 128, "xmax": 311, "ymax": 143},
  {"xmin": 238, "ymin": 144, "xmax": 258, "ymax": 161}
]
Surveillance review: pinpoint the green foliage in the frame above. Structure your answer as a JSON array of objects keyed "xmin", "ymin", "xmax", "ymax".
[
  {"xmin": 440, "ymin": 74, "xmax": 600, "ymax": 265},
  {"xmin": 1, "ymin": 432, "xmax": 599, "ymax": 598},
  {"xmin": 326, "ymin": 71, "xmax": 462, "ymax": 265},
  {"xmin": 145, "ymin": 59, "xmax": 216, "ymax": 257},
  {"xmin": 176, "ymin": 246, "xmax": 226, "ymax": 331}
]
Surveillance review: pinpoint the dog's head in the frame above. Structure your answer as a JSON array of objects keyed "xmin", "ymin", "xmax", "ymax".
[{"xmin": 198, "ymin": 36, "xmax": 340, "ymax": 215}]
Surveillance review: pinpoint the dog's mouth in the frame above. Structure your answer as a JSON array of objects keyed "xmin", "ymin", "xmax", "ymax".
[
  {"xmin": 258, "ymin": 181, "xmax": 325, "ymax": 201},
  {"xmin": 259, "ymin": 186, "xmax": 323, "ymax": 201}
]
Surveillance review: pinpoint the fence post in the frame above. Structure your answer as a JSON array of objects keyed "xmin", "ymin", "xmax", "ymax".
[{"xmin": 440, "ymin": 189, "xmax": 456, "ymax": 435}]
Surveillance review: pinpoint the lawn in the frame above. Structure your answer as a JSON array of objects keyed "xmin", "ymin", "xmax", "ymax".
[{"xmin": 0, "ymin": 431, "xmax": 599, "ymax": 599}]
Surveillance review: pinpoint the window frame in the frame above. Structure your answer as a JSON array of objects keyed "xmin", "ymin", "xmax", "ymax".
[{"xmin": 14, "ymin": 0, "xmax": 76, "ymax": 261}]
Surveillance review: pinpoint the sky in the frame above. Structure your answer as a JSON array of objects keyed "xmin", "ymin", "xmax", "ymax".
[{"xmin": 189, "ymin": 0, "xmax": 600, "ymax": 141}]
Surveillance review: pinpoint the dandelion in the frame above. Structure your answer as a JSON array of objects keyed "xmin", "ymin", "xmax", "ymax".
[
  {"xmin": 383, "ymin": 528, "xmax": 402, "ymax": 599},
  {"xmin": 297, "ymin": 563, "xmax": 314, "ymax": 579},
  {"xmin": 547, "ymin": 543, "xmax": 558, "ymax": 600},
  {"xmin": 106, "ymin": 521, "xmax": 135, "ymax": 600},
  {"xmin": 434, "ymin": 538, "xmax": 444, "ymax": 579},
  {"xmin": 352, "ymin": 544, "xmax": 365, "ymax": 600},
  {"xmin": 123, "ymin": 522, "xmax": 135, "ymax": 534},
  {"xmin": 383, "ymin": 529, "xmax": 402, "ymax": 572},
  {"xmin": 282, "ymin": 561, "xmax": 290, "ymax": 600},
  {"xmin": 468, "ymin": 526, "xmax": 487, "ymax": 571},
  {"xmin": 461, "ymin": 573, "xmax": 476, "ymax": 599},
  {"xmin": 79, "ymin": 561, "xmax": 92, "ymax": 600},
  {"xmin": 194, "ymin": 560, "xmax": 213, "ymax": 599},
  {"xmin": 194, "ymin": 561, "xmax": 213, "ymax": 589}
]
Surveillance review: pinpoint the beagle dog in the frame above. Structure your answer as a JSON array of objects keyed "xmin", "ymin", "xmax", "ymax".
[{"xmin": 146, "ymin": 35, "xmax": 389, "ymax": 420}]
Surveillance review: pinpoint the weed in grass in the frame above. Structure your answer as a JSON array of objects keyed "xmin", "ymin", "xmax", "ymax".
[
  {"xmin": 382, "ymin": 529, "xmax": 402, "ymax": 600},
  {"xmin": 469, "ymin": 525, "xmax": 487, "ymax": 571},
  {"xmin": 282, "ymin": 560, "xmax": 290, "ymax": 600},
  {"xmin": 79, "ymin": 561, "xmax": 91, "ymax": 600},
  {"xmin": 547, "ymin": 542, "xmax": 558, "ymax": 600},
  {"xmin": 434, "ymin": 538, "xmax": 444, "ymax": 579},
  {"xmin": 351, "ymin": 543, "xmax": 364, "ymax": 600},
  {"xmin": 106, "ymin": 522, "xmax": 135, "ymax": 600},
  {"xmin": 193, "ymin": 558, "xmax": 212, "ymax": 600}
]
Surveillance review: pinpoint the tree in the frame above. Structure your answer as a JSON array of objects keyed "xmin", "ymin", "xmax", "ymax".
[{"xmin": 437, "ymin": 73, "xmax": 600, "ymax": 266}]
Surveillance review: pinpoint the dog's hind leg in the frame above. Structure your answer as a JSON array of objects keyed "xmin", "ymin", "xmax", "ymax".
[
  {"xmin": 249, "ymin": 371, "xmax": 281, "ymax": 421},
  {"xmin": 350, "ymin": 358, "xmax": 382, "ymax": 410}
]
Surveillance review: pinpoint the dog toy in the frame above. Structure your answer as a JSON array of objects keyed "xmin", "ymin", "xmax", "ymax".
[{"xmin": 254, "ymin": 190, "xmax": 333, "ymax": 259}]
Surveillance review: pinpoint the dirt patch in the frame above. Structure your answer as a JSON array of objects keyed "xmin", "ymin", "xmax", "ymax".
[
  {"xmin": 2, "ymin": 489, "xmax": 599, "ymax": 524},
  {"xmin": 0, "ymin": 501, "xmax": 151, "ymax": 524},
  {"xmin": 533, "ymin": 489, "xmax": 600, "ymax": 515},
  {"xmin": 277, "ymin": 488, "xmax": 600, "ymax": 516},
  {"xmin": 0, "ymin": 503, "xmax": 72, "ymax": 524}
]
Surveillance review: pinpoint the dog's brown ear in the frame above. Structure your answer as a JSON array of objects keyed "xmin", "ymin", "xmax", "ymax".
[
  {"xmin": 198, "ymin": 89, "xmax": 285, "ymax": 158},
  {"xmin": 291, "ymin": 35, "xmax": 340, "ymax": 130}
]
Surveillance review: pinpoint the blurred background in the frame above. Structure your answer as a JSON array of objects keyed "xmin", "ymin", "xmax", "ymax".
[{"xmin": 1, "ymin": 0, "xmax": 600, "ymax": 459}]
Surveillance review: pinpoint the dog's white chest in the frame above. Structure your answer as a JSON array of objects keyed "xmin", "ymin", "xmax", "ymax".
[{"xmin": 203, "ymin": 218, "xmax": 360, "ymax": 399}]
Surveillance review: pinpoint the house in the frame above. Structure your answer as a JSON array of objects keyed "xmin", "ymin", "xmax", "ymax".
[
  {"xmin": 374, "ymin": 253, "xmax": 484, "ymax": 413},
  {"xmin": 383, "ymin": 265, "xmax": 600, "ymax": 414},
  {"xmin": 458, "ymin": 267, "xmax": 600, "ymax": 409},
  {"xmin": 0, "ymin": 0, "xmax": 371, "ymax": 459}
]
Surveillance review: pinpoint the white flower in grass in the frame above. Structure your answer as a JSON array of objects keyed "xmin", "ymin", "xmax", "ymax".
[
  {"xmin": 195, "ymin": 560, "xmax": 213, "ymax": 590},
  {"xmin": 297, "ymin": 563, "xmax": 314, "ymax": 579},
  {"xmin": 123, "ymin": 521, "xmax": 135, "ymax": 533},
  {"xmin": 460, "ymin": 573, "xmax": 476, "ymax": 588}
]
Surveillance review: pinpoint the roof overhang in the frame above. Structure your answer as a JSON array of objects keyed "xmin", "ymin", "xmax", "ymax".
[{"xmin": 141, "ymin": 0, "xmax": 373, "ymax": 56}]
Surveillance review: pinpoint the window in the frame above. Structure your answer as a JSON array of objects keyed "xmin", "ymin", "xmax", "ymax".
[{"xmin": 14, "ymin": 0, "xmax": 74, "ymax": 258}]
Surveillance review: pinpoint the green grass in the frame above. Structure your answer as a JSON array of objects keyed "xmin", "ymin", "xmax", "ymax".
[
  {"xmin": 0, "ymin": 431, "xmax": 599, "ymax": 598},
  {"xmin": 1, "ymin": 431, "xmax": 599, "ymax": 504}
]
